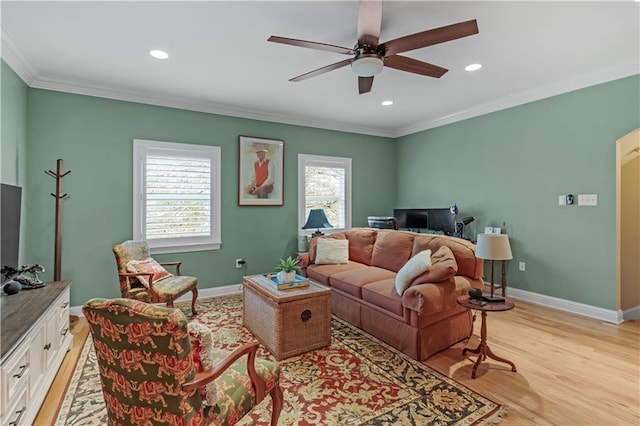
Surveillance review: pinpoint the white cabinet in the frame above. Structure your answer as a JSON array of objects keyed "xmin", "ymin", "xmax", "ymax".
[{"xmin": 0, "ymin": 281, "xmax": 73, "ymax": 425}]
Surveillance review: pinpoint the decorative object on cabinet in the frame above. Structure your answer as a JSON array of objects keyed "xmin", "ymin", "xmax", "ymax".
[
  {"xmin": 238, "ymin": 135, "xmax": 284, "ymax": 206},
  {"xmin": 83, "ymin": 298, "xmax": 283, "ymax": 425},
  {"xmin": 112, "ymin": 240, "xmax": 199, "ymax": 315},
  {"xmin": 475, "ymin": 233, "xmax": 513, "ymax": 302},
  {"xmin": 45, "ymin": 159, "xmax": 71, "ymax": 281},
  {"xmin": 302, "ymin": 208, "xmax": 333, "ymax": 236}
]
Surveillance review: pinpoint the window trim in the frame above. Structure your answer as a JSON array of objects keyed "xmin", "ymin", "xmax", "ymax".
[
  {"xmin": 133, "ymin": 139, "xmax": 221, "ymax": 254},
  {"xmin": 297, "ymin": 153, "xmax": 352, "ymax": 235}
]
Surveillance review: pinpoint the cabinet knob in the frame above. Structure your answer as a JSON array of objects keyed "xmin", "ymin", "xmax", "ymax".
[
  {"xmin": 44, "ymin": 343, "xmax": 52, "ymax": 350},
  {"xmin": 301, "ymin": 309, "xmax": 312, "ymax": 322}
]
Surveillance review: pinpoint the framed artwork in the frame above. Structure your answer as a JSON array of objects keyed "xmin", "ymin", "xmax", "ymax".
[{"xmin": 238, "ymin": 135, "xmax": 284, "ymax": 206}]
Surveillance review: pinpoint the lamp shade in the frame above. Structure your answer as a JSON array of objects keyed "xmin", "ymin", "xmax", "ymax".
[
  {"xmin": 475, "ymin": 234, "xmax": 513, "ymax": 260},
  {"xmin": 302, "ymin": 209, "xmax": 333, "ymax": 230}
]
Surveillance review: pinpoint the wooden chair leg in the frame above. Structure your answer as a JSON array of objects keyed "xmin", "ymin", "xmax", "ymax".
[
  {"xmin": 191, "ymin": 287, "xmax": 198, "ymax": 315},
  {"xmin": 270, "ymin": 384, "xmax": 283, "ymax": 426}
]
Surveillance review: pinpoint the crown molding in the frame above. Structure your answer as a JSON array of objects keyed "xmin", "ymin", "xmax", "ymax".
[
  {"xmin": 27, "ymin": 74, "xmax": 395, "ymax": 138},
  {"xmin": 1, "ymin": 27, "xmax": 38, "ymax": 84},
  {"xmin": 396, "ymin": 61, "xmax": 640, "ymax": 138}
]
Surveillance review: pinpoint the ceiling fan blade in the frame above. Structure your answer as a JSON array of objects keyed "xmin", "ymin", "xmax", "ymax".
[
  {"xmin": 268, "ymin": 36, "xmax": 354, "ymax": 55},
  {"xmin": 357, "ymin": 0, "xmax": 383, "ymax": 48},
  {"xmin": 290, "ymin": 58, "xmax": 353, "ymax": 82},
  {"xmin": 379, "ymin": 19, "xmax": 479, "ymax": 56},
  {"xmin": 358, "ymin": 76, "xmax": 374, "ymax": 94},
  {"xmin": 384, "ymin": 55, "xmax": 448, "ymax": 78}
]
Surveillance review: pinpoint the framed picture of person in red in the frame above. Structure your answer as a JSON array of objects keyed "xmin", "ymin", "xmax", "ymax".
[{"xmin": 238, "ymin": 135, "xmax": 284, "ymax": 206}]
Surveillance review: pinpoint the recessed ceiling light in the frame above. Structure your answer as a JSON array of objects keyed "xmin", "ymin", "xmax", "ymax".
[
  {"xmin": 149, "ymin": 50, "xmax": 169, "ymax": 59},
  {"xmin": 381, "ymin": 100, "xmax": 393, "ymax": 106},
  {"xmin": 465, "ymin": 63, "xmax": 482, "ymax": 72}
]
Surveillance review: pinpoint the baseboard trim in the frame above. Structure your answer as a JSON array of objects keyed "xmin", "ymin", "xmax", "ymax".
[
  {"xmin": 506, "ymin": 287, "xmax": 624, "ymax": 324},
  {"xmin": 70, "ymin": 283, "xmax": 628, "ymax": 324},
  {"xmin": 622, "ymin": 305, "xmax": 640, "ymax": 321},
  {"xmin": 69, "ymin": 283, "xmax": 243, "ymax": 317}
]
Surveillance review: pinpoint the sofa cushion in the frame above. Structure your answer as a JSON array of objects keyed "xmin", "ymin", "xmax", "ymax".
[
  {"xmin": 309, "ymin": 234, "xmax": 346, "ymax": 264},
  {"xmin": 343, "ymin": 228, "xmax": 377, "ymax": 265},
  {"xmin": 410, "ymin": 246, "xmax": 458, "ymax": 286},
  {"xmin": 413, "ymin": 234, "xmax": 482, "ymax": 279},
  {"xmin": 306, "ymin": 262, "xmax": 368, "ymax": 285},
  {"xmin": 330, "ymin": 267, "xmax": 397, "ymax": 298},
  {"xmin": 361, "ymin": 279, "xmax": 404, "ymax": 317},
  {"xmin": 315, "ymin": 238, "xmax": 349, "ymax": 264},
  {"xmin": 395, "ymin": 250, "xmax": 432, "ymax": 296},
  {"xmin": 370, "ymin": 230, "xmax": 415, "ymax": 272}
]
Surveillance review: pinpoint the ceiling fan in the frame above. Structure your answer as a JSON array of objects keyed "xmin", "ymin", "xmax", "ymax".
[{"xmin": 268, "ymin": 0, "xmax": 479, "ymax": 94}]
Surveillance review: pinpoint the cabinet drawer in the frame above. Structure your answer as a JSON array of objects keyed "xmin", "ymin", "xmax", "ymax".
[
  {"xmin": 1, "ymin": 385, "xmax": 28, "ymax": 426},
  {"xmin": 1, "ymin": 345, "xmax": 30, "ymax": 416}
]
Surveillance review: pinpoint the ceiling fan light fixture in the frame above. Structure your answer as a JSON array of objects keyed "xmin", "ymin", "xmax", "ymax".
[
  {"xmin": 381, "ymin": 100, "xmax": 393, "ymax": 106},
  {"xmin": 465, "ymin": 63, "xmax": 482, "ymax": 72},
  {"xmin": 351, "ymin": 54, "xmax": 384, "ymax": 77}
]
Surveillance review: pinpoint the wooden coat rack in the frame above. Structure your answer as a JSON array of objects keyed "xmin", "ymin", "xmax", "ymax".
[{"xmin": 45, "ymin": 159, "xmax": 71, "ymax": 281}]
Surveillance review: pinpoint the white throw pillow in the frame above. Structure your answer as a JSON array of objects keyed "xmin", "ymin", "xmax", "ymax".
[
  {"xmin": 395, "ymin": 250, "xmax": 432, "ymax": 296},
  {"xmin": 315, "ymin": 238, "xmax": 349, "ymax": 264}
]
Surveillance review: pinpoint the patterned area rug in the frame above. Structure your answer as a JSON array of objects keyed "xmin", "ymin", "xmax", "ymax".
[{"xmin": 56, "ymin": 295, "xmax": 505, "ymax": 425}]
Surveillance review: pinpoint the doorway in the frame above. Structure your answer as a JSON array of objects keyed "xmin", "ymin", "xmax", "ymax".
[{"xmin": 616, "ymin": 129, "xmax": 640, "ymax": 320}]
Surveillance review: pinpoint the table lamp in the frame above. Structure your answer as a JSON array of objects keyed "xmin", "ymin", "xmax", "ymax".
[
  {"xmin": 302, "ymin": 209, "xmax": 333, "ymax": 237},
  {"xmin": 475, "ymin": 233, "xmax": 513, "ymax": 302}
]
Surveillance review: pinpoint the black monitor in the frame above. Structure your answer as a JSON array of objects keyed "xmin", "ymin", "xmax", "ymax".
[
  {"xmin": 426, "ymin": 208, "xmax": 456, "ymax": 236},
  {"xmin": 393, "ymin": 208, "xmax": 456, "ymax": 235}
]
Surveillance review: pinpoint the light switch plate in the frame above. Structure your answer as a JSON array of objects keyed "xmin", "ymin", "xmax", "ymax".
[
  {"xmin": 559, "ymin": 195, "xmax": 566, "ymax": 206},
  {"xmin": 578, "ymin": 194, "xmax": 598, "ymax": 206}
]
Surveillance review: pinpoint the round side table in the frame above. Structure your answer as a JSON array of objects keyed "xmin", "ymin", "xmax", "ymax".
[{"xmin": 458, "ymin": 296, "xmax": 517, "ymax": 379}]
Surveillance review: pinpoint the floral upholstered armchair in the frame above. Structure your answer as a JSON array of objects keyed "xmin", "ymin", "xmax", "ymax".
[
  {"xmin": 83, "ymin": 298, "xmax": 283, "ymax": 426},
  {"xmin": 113, "ymin": 240, "xmax": 199, "ymax": 315}
]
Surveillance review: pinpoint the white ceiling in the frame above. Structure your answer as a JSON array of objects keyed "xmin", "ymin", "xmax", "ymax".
[{"xmin": 2, "ymin": 1, "xmax": 639, "ymax": 138}]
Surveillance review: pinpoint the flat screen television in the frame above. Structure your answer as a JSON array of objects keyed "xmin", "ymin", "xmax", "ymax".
[
  {"xmin": 1, "ymin": 184, "xmax": 22, "ymax": 272},
  {"xmin": 425, "ymin": 208, "xmax": 456, "ymax": 236}
]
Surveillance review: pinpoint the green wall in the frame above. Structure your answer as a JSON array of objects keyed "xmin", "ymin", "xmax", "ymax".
[
  {"xmin": 397, "ymin": 75, "xmax": 640, "ymax": 310},
  {"xmin": 24, "ymin": 88, "xmax": 396, "ymax": 306},
  {"xmin": 3, "ymin": 59, "xmax": 638, "ymax": 311},
  {"xmin": 1, "ymin": 60, "xmax": 29, "ymax": 264}
]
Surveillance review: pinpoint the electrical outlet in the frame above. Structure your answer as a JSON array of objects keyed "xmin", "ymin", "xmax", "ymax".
[
  {"xmin": 235, "ymin": 259, "xmax": 245, "ymax": 269},
  {"xmin": 519, "ymin": 262, "xmax": 526, "ymax": 271}
]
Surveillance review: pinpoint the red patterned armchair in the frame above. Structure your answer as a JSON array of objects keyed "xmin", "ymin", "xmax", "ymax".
[
  {"xmin": 113, "ymin": 240, "xmax": 199, "ymax": 315},
  {"xmin": 83, "ymin": 298, "xmax": 283, "ymax": 426}
]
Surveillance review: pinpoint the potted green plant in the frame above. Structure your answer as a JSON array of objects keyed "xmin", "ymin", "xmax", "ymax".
[{"xmin": 275, "ymin": 256, "xmax": 299, "ymax": 283}]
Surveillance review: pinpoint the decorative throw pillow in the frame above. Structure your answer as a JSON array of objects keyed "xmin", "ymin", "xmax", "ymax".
[
  {"xmin": 315, "ymin": 238, "xmax": 349, "ymax": 264},
  {"xmin": 395, "ymin": 249, "xmax": 432, "ymax": 296},
  {"xmin": 410, "ymin": 245, "xmax": 459, "ymax": 287},
  {"xmin": 187, "ymin": 321, "xmax": 217, "ymax": 406},
  {"xmin": 126, "ymin": 257, "xmax": 173, "ymax": 287}
]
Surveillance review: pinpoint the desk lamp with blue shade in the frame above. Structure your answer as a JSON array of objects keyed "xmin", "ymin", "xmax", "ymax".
[{"xmin": 302, "ymin": 209, "xmax": 333, "ymax": 237}]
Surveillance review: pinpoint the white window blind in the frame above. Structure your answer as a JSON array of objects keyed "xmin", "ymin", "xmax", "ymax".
[
  {"xmin": 298, "ymin": 154, "xmax": 352, "ymax": 232},
  {"xmin": 133, "ymin": 139, "xmax": 221, "ymax": 253}
]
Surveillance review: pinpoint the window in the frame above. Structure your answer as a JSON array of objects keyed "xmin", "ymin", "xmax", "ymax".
[
  {"xmin": 298, "ymin": 154, "xmax": 352, "ymax": 233},
  {"xmin": 133, "ymin": 139, "xmax": 221, "ymax": 253}
]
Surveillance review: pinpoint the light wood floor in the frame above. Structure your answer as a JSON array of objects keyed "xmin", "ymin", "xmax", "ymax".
[{"xmin": 36, "ymin": 300, "xmax": 640, "ymax": 425}]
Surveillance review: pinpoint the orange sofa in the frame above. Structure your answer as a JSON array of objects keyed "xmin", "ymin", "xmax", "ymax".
[{"xmin": 297, "ymin": 228, "xmax": 484, "ymax": 360}]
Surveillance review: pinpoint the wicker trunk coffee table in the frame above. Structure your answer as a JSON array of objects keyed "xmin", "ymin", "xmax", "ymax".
[{"xmin": 243, "ymin": 274, "xmax": 331, "ymax": 360}]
